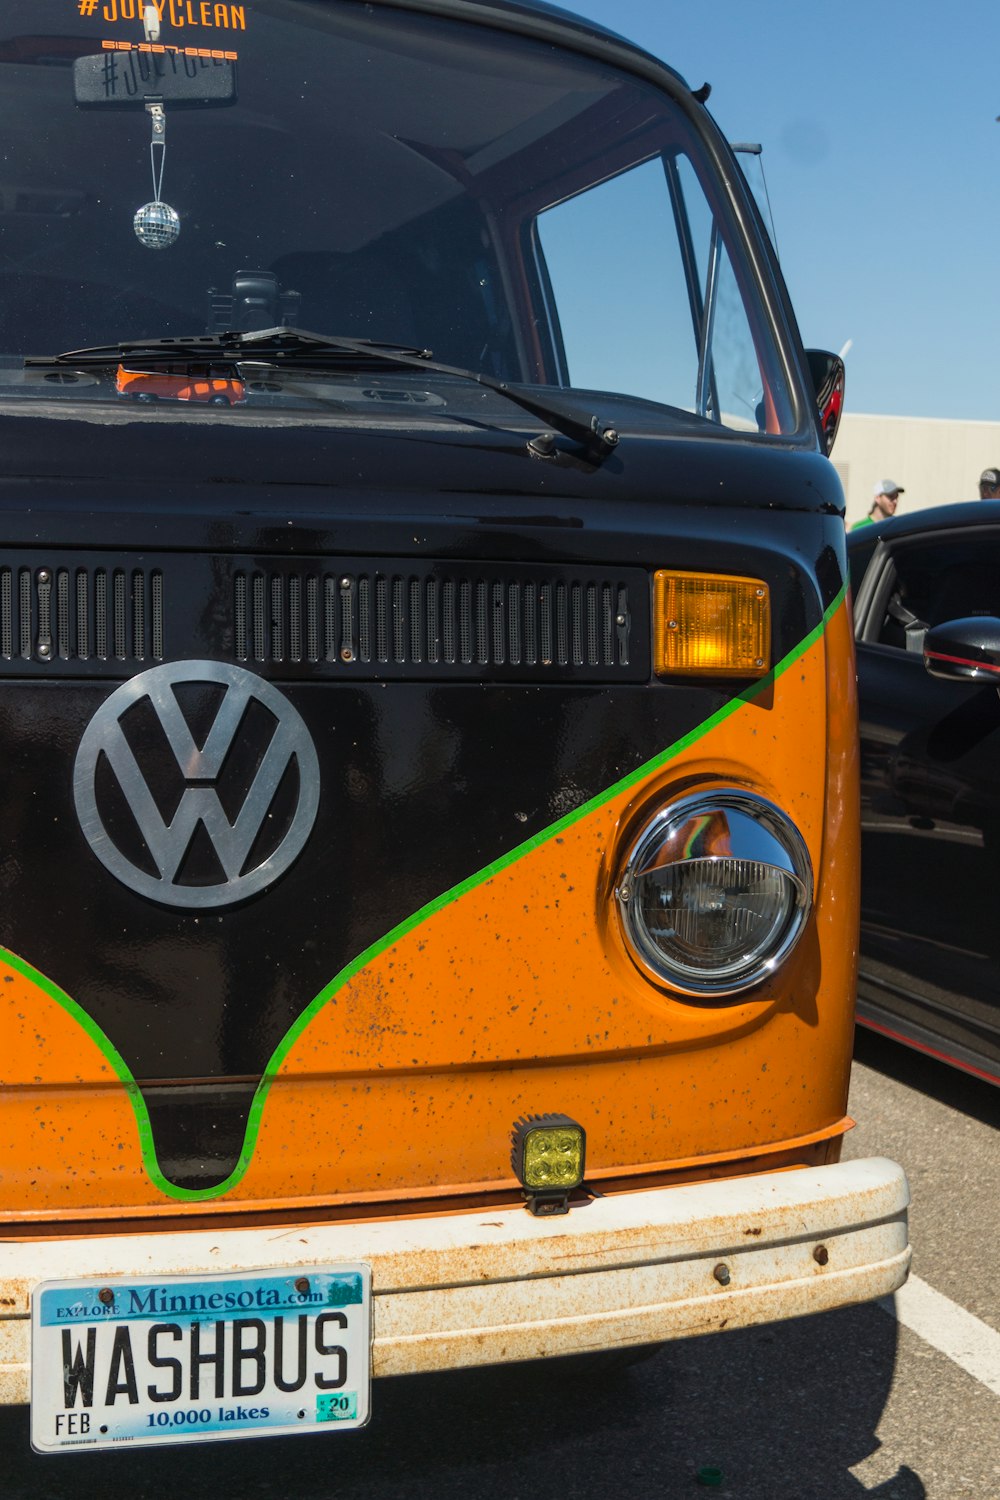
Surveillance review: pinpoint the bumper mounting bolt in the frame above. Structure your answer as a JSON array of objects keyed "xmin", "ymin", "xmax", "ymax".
[
  {"xmin": 713, "ymin": 1263, "xmax": 731, "ymax": 1286},
  {"xmin": 813, "ymin": 1245, "xmax": 829, "ymax": 1266}
]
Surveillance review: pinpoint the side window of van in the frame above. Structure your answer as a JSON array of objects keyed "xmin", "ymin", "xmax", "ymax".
[{"xmin": 534, "ymin": 155, "xmax": 774, "ymax": 432}]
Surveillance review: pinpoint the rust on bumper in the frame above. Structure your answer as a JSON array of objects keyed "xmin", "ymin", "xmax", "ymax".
[{"xmin": 0, "ymin": 1156, "xmax": 909, "ymax": 1404}]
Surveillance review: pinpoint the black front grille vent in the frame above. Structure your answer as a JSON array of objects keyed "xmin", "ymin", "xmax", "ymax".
[
  {"xmin": 0, "ymin": 554, "xmax": 643, "ymax": 682},
  {"xmin": 0, "ymin": 563, "xmax": 164, "ymax": 667},
  {"xmin": 234, "ymin": 570, "xmax": 634, "ymax": 678}
]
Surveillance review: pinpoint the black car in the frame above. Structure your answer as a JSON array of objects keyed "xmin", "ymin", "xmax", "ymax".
[{"xmin": 849, "ymin": 500, "xmax": 1000, "ymax": 1085}]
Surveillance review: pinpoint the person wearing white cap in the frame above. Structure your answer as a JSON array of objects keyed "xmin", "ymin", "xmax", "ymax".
[
  {"xmin": 850, "ymin": 480, "xmax": 904, "ymax": 529},
  {"xmin": 978, "ymin": 467, "xmax": 1000, "ymax": 500}
]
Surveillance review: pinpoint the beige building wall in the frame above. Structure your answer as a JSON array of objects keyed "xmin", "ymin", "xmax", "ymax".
[{"xmin": 829, "ymin": 412, "xmax": 1000, "ymax": 528}]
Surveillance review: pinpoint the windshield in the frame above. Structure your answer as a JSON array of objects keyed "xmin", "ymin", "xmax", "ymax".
[{"xmin": 0, "ymin": 0, "xmax": 798, "ymax": 435}]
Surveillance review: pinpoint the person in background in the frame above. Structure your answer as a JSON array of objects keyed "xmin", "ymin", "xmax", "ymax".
[
  {"xmin": 978, "ymin": 467, "xmax": 1000, "ymax": 500},
  {"xmin": 851, "ymin": 480, "xmax": 904, "ymax": 529}
]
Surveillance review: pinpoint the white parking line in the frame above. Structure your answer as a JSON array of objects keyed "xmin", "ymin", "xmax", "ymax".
[{"xmin": 879, "ymin": 1274, "xmax": 1000, "ymax": 1397}]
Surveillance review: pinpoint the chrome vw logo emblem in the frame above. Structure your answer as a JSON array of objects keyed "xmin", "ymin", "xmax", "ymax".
[{"xmin": 73, "ymin": 661, "xmax": 320, "ymax": 909}]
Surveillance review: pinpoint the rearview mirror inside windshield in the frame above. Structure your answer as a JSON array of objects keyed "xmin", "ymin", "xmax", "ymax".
[{"xmin": 74, "ymin": 50, "xmax": 237, "ymax": 109}]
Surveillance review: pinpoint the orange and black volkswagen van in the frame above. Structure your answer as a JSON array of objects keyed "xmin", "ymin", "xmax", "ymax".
[{"xmin": 0, "ymin": 0, "xmax": 908, "ymax": 1453}]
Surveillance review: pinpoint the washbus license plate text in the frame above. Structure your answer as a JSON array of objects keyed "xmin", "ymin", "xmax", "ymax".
[{"xmin": 30, "ymin": 1264, "xmax": 371, "ymax": 1452}]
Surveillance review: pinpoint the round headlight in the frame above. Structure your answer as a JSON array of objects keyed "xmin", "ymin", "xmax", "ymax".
[{"xmin": 616, "ymin": 791, "xmax": 813, "ymax": 997}]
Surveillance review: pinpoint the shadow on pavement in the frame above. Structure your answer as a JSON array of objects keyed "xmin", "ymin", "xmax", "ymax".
[
  {"xmin": 1, "ymin": 1301, "xmax": 923, "ymax": 1499},
  {"xmin": 854, "ymin": 1025, "xmax": 1000, "ymax": 1128}
]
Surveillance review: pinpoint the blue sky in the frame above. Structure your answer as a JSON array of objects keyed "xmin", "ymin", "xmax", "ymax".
[{"xmin": 564, "ymin": 0, "xmax": 1000, "ymax": 423}]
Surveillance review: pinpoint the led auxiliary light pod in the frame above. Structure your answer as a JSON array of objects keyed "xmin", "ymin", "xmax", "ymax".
[{"xmin": 511, "ymin": 1114, "xmax": 587, "ymax": 1216}]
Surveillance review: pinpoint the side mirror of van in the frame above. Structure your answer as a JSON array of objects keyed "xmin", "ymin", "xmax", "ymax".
[{"xmin": 805, "ymin": 350, "xmax": 845, "ymax": 455}]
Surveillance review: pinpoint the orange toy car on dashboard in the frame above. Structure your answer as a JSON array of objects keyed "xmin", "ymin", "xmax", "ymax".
[{"xmin": 115, "ymin": 364, "xmax": 246, "ymax": 406}]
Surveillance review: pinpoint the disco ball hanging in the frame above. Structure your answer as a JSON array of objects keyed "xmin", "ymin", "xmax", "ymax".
[{"xmin": 134, "ymin": 201, "xmax": 180, "ymax": 250}]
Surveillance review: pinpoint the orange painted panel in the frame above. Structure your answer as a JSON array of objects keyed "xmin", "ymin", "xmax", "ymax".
[{"xmin": 0, "ymin": 961, "xmax": 150, "ymax": 1210}]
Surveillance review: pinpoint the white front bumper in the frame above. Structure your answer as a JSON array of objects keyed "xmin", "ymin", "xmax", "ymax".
[{"xmin": 0, "ymin": 1156, "xmax": 909, "ymax": 1404}]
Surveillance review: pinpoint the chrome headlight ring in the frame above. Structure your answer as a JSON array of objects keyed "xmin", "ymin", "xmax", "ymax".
[{"xmin": 615, "ymin": 789, "xmax": 813, "ymax": 998}]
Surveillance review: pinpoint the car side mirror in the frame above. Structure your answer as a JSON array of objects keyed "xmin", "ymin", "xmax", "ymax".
[
  {"xmin": 923, "ymin": 617, "xmax": 1000, "ymax": 685},
  {"xmin": 805, "ymin": 350, "xmax": 845, "ymax": 455}
]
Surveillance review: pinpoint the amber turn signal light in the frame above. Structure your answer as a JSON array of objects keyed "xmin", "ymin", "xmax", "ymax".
[{"xmin": 653, "ymin": 570, "xmax": 770, "ymax": 678}]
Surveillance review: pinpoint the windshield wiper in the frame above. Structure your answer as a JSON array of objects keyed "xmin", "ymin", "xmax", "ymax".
[
  {"xmin": 29, "ymin": 327, "xmax": 620, "ymax": 464},
  {"xmin": 27, "ymin": 329, "xmax": 432, "ymax": 370}
]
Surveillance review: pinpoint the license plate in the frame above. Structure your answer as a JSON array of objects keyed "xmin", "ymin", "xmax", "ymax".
[{"xmin": 31, "ymin": 1264, "xmax": 371, "ymax": 1453}]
